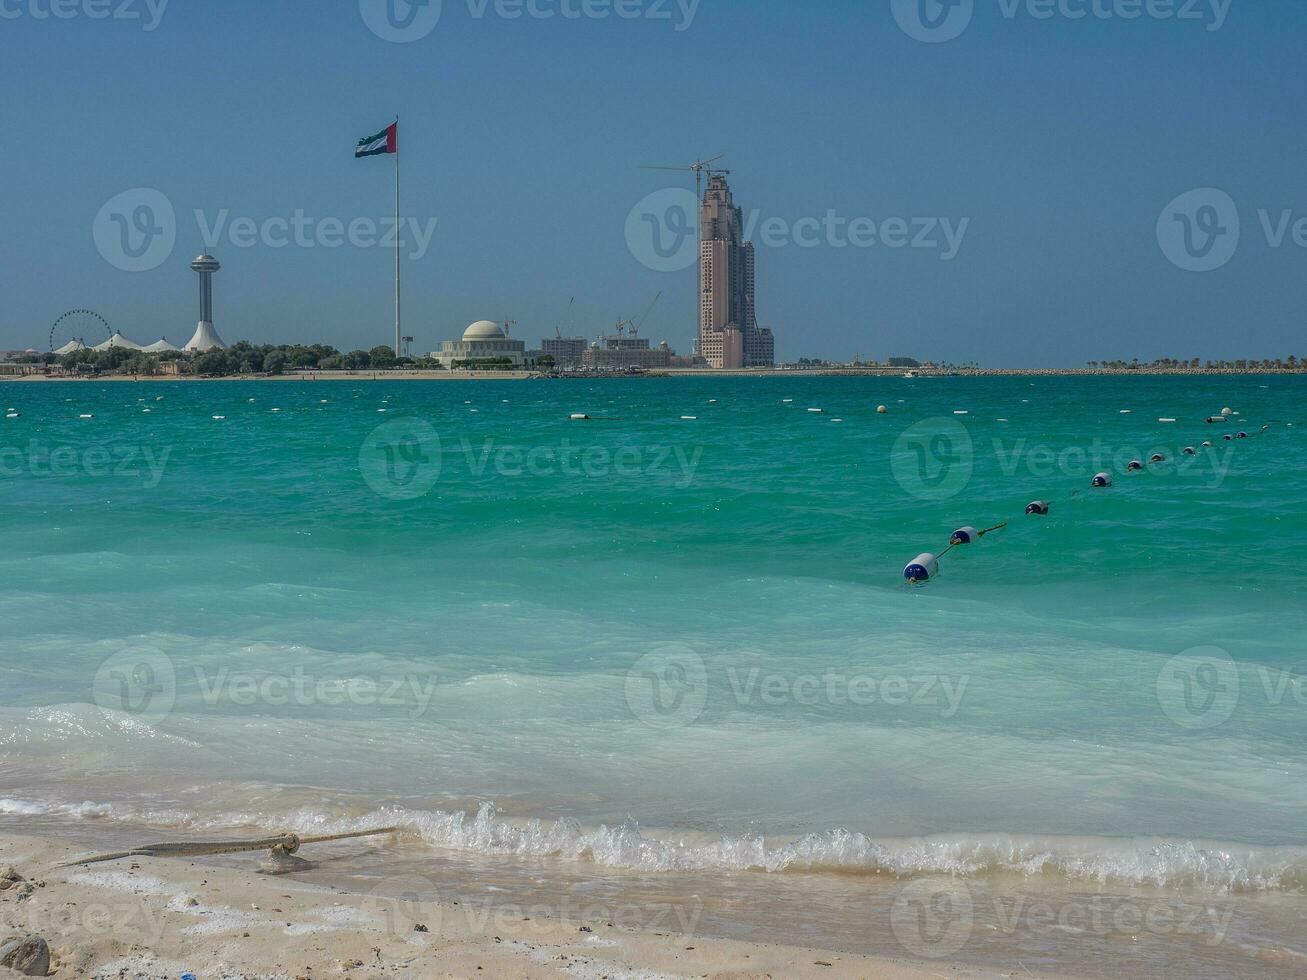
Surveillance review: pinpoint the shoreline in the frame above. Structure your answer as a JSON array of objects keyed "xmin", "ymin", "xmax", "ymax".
[
  {"xmin": 3, "ymin": 367, "xmax": 1307, "ymax": 383},
  {"xmin": 0, "ymin": 830, "xmax": 1019, "ymax": 980}
]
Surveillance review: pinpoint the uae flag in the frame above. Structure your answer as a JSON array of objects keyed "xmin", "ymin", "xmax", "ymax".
[{"xmin": 355, "ymin": 122, "xmax": 398, "ymax": 158}]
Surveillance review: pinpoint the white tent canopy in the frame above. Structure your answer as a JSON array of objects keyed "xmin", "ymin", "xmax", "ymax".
[
  {"xmin": 142, "ymin": 338, "xmax": 181, "ymax": 353},
  {"xmin": 93, "ymin": 332, "xmax": 143, "ymax": 352},
  {"xmin": 53, "ymin": 339, "xmax": 86, "ymax": 356}
]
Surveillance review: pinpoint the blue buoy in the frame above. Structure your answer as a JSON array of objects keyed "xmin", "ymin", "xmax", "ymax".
[
  {"xmin": 950, "ymin": 526, "xmax": 979, "ymax": 545},
  {"xmin": 904, "ymin": 553, "xmax": 940, "ymax": 583}
]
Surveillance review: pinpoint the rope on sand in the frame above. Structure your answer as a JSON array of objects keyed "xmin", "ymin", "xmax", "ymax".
[{"xmin": 56, "ymin": 827, "xmax": 399, "ymax": 873}]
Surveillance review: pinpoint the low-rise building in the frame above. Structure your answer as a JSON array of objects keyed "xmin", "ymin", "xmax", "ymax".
[{"xmin": 431, "ymin": 321, "xmax": 527, "ymax": 368}]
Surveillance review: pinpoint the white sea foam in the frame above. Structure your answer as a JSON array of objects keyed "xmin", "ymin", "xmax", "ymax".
[{"xmin": 9, "ymin": 794, "xmax": 1305, "ymax": 894}]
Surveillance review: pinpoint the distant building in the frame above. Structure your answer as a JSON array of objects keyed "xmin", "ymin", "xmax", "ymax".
[
  {"xmin": 540, "ymin": 335, "xmax": 587, "ymax": 367},
  {"xmin": 696, "ymin": 175, "xmax": 774, "ymax": 369},
  {"xmin": 432, "ymin": 320, "xmax": 527, "ymax": 368},
  {"xmin": 582, "ymin": 327, "xmax": 673, "ymax": 370}
]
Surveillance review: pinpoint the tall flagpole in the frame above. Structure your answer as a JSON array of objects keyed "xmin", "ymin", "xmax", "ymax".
[{"xmin": 394, "ymin": 114, "xmax": 401, "ymax": 357}]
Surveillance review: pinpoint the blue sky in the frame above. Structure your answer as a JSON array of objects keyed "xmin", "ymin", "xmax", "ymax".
[{"xmin": 2, "ymin": 0, "xmax": 1303, "ymax": 365}]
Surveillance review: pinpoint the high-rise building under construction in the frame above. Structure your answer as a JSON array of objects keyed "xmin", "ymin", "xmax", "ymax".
[{"xmin": 696, "ymin": 175, "xmax": 774, "ymax": 369}]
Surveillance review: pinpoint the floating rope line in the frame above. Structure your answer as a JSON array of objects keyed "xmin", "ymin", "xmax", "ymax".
[
  {"xmin": 902, "ymin": 418, "xmax": 1290, "ymax": 583},
  {"xmin": 56, "ymin": 827, "xmax": 398, "ymax": 875}
]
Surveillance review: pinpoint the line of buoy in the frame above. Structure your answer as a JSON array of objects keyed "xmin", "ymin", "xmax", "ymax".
[{"xmin": 902, "ymin": 419, "xmax": 1289, "ymax": 584}]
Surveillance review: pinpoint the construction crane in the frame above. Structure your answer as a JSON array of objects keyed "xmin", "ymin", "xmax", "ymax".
[
  {"xmin": 501, "ymin": 318, "xmax": 517, "ymax": 337},
  {"xmin": 627, "ymin": 290, "xmax": 658, "ymax": 339},
  {"xmin": 555, "ymin": 297, "xmax": 574, "ymax": 340},
  {"xmin": 640, "ymin": 155, "xmax": 728, "ymax": 200}
]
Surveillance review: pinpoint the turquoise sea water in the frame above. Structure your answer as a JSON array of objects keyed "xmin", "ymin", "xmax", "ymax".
[{"xmin": 1, "ymin": 376, "xmax": 1305, "ymax": 907}]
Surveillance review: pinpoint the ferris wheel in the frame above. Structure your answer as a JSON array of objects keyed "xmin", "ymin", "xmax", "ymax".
[{"xmin": 50, "ymin": 309, "xmax": 112, "ymax": 354}]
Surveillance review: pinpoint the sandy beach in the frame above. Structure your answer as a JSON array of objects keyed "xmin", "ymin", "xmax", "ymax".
[{"xmin": 0, "ymin": 832, "xmax": 1033, "ymax": 980}]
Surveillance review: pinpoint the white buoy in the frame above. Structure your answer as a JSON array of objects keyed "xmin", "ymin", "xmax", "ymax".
[
  {"xmin": 377, "ymin": 408, "xmax": 387, "ymax": 412},
  {"xmin": 5, "ymin": 412, "xmax": 18, "ymax": 419},
  {"xmin": 212, "ymin": 415, "xmax": 225, "ymax": 420},
  {"xmin": 1127, "ymin": 460, "xmax": 1144, "ymax": 471},
  {"xmin": 1150, "ymin": 453, "xmax": 1165, "ymax": 463},
  {"xmin": 708, "ymin": 399, "xmax": 718, "ymax": 404},
  {"xmin": 570, "ymin": 413, "xmax": 590, "ymax": 421},
  {"xmin": 1092, "ymin": 472, "xmax": 1112, "ymax": 488},
  {"xmin": 271, "ymin": 408, "xmax": 282, "ymax": 413},
  {"xmin": 951, "ymin": 526, "xmax": 979, "ymax": 545},
  {"xmin": 1184, "ymin": 447, "xmax": 1197, "ymax": 455},
  {"xmin": 1026, "ymin": 500, "xmax": 1050, "ymax": 515},
  {"xmin": 680, "ymin": 416, "xmax": 698, "ymax": 421},
  {"xmin": 1120, "ymin": 409, "xmax": 1132, "ymax": 414},
  {"xmin": 831, "ymin": 418, "xmax": 844, "ymax": 423},
  {"xmin": 783, "ymin": 399, "xmax": 794, "ymax": 404},
  {"xmin": 1202, "ymin": 441, "xmax": 1212, "ymax": 447},
  {"xmin": 1159, "ymin": 418, "xmax": 1177, "ymax": 423},
  {"xmin": 954, "ymin": 410, "xmax": 968, "ymax": 416},
  {"xmin": 1222, "ymin": 407, "xmax": 1233, "ymax": 417},
  {"xmin": 808, "ymin": 408, "xmax": 824, "ymax": 414},
  {"xmin": 903, "ymin": 553, "xmax": 939, "ymax": 583},
  {"xmin": 877, "ymin": 405, "xmax": 888, "ymax": 414},
  {"xmin": 78, "ymin": 414, "xmax": 94, "ymax": 419}
]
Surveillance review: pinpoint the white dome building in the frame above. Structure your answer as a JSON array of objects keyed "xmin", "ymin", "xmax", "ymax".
[{"xmin": 433, "ymin": 320, "xmax": 527, "ymax": 368}]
